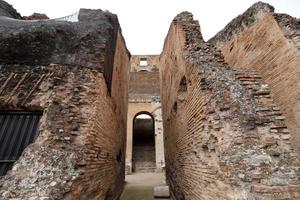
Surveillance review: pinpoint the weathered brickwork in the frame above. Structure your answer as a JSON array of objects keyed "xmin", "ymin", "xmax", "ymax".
[
  {"xmin": 0, "ymin": 7, "xmax": 130, "ymax": 200},
  {"xmin": 0, "ymin": 63, "xmax": 128, "ymax": 200},
  {"xmin": 126, "ymin": 102, "xmax": 164, "ymax": 174},
  {"xmin": 130, "ymin": 55, "xmax": 160, "ymax": 72},
  {"xmin": 160, "ymin": 12, "xmax": 300, "ymax": 200},
  {"xmin": 129, "ymin": 72, "xmax": 160, "ymax": 100},
  {"xmin": 210, "ymin": 2, "xmax": 300, "ymax": 157},
  {"xmin": 126, "ymin": 54, "xmax": 164, "ymax": 174},
  {"xmin": 0, "ymin": 8, "xmax": 120, "ymax": 93},
  {"xmin": 23, "ymin": 13, "xmax": 49, "ymax": 20},
  {"xmin": 1, "ymin": 1, "xmax": 300, "ymax": 199}
]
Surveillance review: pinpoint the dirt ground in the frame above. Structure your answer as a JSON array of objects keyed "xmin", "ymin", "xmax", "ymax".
[{"xmin": 120, "ymin": 172, "xmax": 170, "ymax": 200}]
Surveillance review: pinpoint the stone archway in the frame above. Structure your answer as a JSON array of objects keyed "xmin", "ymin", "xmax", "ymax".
[
  {"xmin": 126, "ymin": 102, "xmax": 165, "ymax": 174},
  {"xmin": 132, "ymin": 111, "xmax": 156, "ymax": 173}
]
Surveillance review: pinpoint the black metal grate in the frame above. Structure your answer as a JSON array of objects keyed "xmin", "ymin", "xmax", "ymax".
[{"xmin": 0, "ymin": 111, "xmax": 42, "ymax": 176}]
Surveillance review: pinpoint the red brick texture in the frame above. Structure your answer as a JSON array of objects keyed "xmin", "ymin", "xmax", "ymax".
[
  {"xmin": 210, "ymin": 2, "xmax": 300, "ymax": 158},
  {"xmin": 160, "ymin": 12, "xmax": 300, "ymax": 200},
  {"xmin": 0, "ymin": 29, "xmax": 130, "ymax": 200}
]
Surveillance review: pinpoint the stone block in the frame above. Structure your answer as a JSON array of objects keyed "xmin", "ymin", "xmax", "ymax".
[{"xmin": 153, "ymin": 185, "xmax": 170, "ymax": 198}]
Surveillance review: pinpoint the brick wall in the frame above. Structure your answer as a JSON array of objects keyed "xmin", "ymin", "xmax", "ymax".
[
  {"xmin": 129, "ymin": 72, "xmax": 160, "ymax": 100},
  {"xmin": 126, "ymin": 102, "xmax": 164, "ymax": 174},
  {"xmin": 0, "ymin": 28, "xmax": 130, "ymax": 200},
  {"xmin": 210, "ymin": 2, "xmax": 300, "ymax": 157},
  {"xmin": 160, "ymin": 12, "xmax": 300, "ymax": 200},
  {"xmin": 130, "ymin": 55, "xmax": 160, "ymax": 72},
  {"xmin": 66, "ymin": 29, "xmax": 130, "ymax": 200}
]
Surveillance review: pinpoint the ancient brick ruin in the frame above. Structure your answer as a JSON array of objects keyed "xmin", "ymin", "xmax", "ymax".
[
  {"xmin": 0, "ymin": 1, "xmax": 130, "ymax": 199},
  {"xmin": 0, "ymin": 1, "xmax": 299, "ymax": 200},
  {"xmin": 126, "ymin": 55, "xmax": 164, "ymax": 174},
  {"xmin": 210, "ymin": 2, "xmax": 300, "ymax": 159},
  {"xmin": 161, "ymin": 10, "xmax": 300, "ymax": 200}
]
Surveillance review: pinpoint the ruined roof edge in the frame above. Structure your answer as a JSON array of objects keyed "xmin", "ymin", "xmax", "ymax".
[
  {"xmin": 173, "ymin": 11, "xmax": 204, "ymax": 42},
  {"xmin": 273, "ymin": 13, "xmax": 300, "ymax": 41},
  {"xmin": 209, "ymin": 1, "xmax": 274, "ymax": 45},
  {"xmin": 0, "ymin": 0, "xmax": 21, "ymax": 19},
  {"xmin": 169, "ymin": 11, "xmax": 265, "ymax": 125}
]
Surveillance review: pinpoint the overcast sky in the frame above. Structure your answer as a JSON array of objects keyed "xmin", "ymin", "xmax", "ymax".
[{"xmin": 5, "ymin": 0, "xmax": 300, "ymax": 55}]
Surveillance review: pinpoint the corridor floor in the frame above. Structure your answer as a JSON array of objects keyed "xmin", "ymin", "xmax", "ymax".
[{"xmin": 120, "ymin": 172, "xmax": 170, "ymax": 200}]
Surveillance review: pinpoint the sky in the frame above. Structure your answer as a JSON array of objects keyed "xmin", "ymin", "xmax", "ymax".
[{"xmin": 5, "ymin": 0, "xmax": 300, "ymax": 55}]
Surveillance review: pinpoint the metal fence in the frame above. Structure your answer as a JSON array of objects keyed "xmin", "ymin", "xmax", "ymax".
[
  {"xmin": 53, "ymin": 11, "xmax": 79, "ymax": 22},
  {"xmin": 0, "ymin": 111, "xmax": 42, "ymax": 176}
]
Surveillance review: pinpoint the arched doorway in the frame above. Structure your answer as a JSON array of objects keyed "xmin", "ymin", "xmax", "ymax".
[{"xmin": 132, "ymin": 112, "xmax": 155, "ymax": 173}]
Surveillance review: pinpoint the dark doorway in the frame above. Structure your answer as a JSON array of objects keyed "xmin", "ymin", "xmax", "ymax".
[
  {"xmin": 0, "ymin": 111, "xmax": 42, "ymax": 176},
  {"xmin": 132, "ymin": 112, "xmax": 155, "ymax": 173}
]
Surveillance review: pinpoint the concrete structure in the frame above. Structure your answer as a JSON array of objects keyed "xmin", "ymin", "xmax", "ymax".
[
  {"xmin": 126, "ymin": 55, "xmax": 165, "ymax": 174},
  {"xmin": 153, "ymin": 185, "xmax": 170, "ymax": 198}
]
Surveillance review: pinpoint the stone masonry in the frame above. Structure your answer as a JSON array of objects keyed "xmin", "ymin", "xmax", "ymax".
[
  {"xmin": 160, "ymin": 11, "xmax": 300, "ymax": 199},
  {"xmin": 0, "ymin": 1, "xmax": 300, "ymax": 200},
  {"xmin": 126, "ymin": 55, "xmax": 165, "ymax": 174},
  {"xmin": 210, "ymin": 2, "xmax": 300, "ymax": 158},
  {"xmin": 0, "ymin": 3, "xmax": 130, "ymax": 200}
]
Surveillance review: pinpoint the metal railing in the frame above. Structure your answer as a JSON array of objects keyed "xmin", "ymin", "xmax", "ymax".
[
  {"xmin": 0, "ymin": 160, "xmax": 16, "ymax": 163},
  {"xmin": 53, "ymin": 11, "xmax": 79, "ymax": 22}
]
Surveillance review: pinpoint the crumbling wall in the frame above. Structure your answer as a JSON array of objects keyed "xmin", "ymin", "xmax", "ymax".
[
  {"xmin": 65, "ymin": 29, "xmax": 130, "ymax": 200},
  {"xmin": 0, "ymin": 8, "xmax": 120, "ymax": 92},
  {"xmin": 0, "ymin": 0, "xmax": 21, "ymax": 19},
  {"xmin": 23, "ymin": 13, "xmax": 49, "ymax": 20},
  {"xmin": 210, "ymin": 2, "xmax": 300, "ymax": 155},
  {"xmin": 0, "ymin": 7, "xmax": 130, "ymax": 200},
  {"xmin": 160, "ymin": 12, "xmax": 300, "ymax": 200}
]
